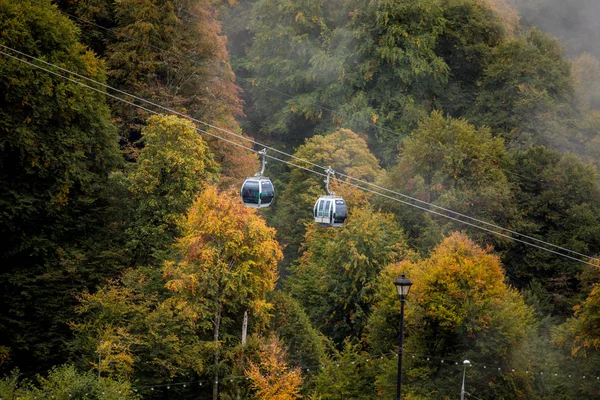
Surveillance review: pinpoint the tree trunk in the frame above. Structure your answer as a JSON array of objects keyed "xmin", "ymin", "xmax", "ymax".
[
  {"xmin": 213, "ymin": 302, "xmax": 222, "ymax": 400},
  {"xmin": 237, "ymin": 311, "xmax": 248, "ymax": 400}
]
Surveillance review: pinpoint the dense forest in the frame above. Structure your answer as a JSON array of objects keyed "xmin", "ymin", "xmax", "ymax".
[{"xmin": 1, "ymin": 0, "xmax": 600, "ymax": 398}]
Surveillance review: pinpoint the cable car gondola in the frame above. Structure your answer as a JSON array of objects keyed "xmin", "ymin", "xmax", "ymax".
[
  {"xmin": 313, "ymin": 167, "xmax": 347, "ymax": 227},
  {"xmin": 241, "ymin": 149, "xmax": 274, "ymax": 208}
]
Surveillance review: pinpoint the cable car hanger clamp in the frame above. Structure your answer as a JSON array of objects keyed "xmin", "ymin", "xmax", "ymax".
[
  {"xmin": 325, "ymin": 166, "xmax": 335, "ymax": 196},
  {"xmin": 256, "ymin": 148, "xmax": 267, "ymax": 177}
]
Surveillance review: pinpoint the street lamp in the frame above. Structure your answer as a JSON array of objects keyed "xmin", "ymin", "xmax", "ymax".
[
  {"xmin": 460, "ymin": 360, "xmax": 471, "ymax": 400},
  {"xmin": 394, "ymin": 274, "xmax": 412, "ymax": 400}
]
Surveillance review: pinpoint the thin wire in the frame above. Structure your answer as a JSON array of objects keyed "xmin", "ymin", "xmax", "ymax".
[
  {"xmin": 0, "ymin": 47, "xmax": 594, "ymax": 266},
  {"xmin": 2, "ymin": 47, "xmax": 598, "ymax": 268},
  {"xmin": 17, "ymin": 12, "xmax": 586, "ymax": 256},
  {"xmin": 6, "ymin": 37, "xmax": 594, "ymax": 262},
  {"xmin": 336, "ymin": 178, "xmax": 600, "ymax": 267},
  {"xmin": 53, "ymin": 5, "xmax": 535, "ymax": 183},
  {"xmin": 3, "ymin": 43, "xmax": 593, "ymax": 262},
  {"xmin": 334, "ymin": 170, "xmax": 600, "ymax": 261},
  {"xmin": 0, "ymin": 48, "xmax": 326, "ymax": 178},
  {"xmin": 6, "ymin": 41, "xmax": 592, "ymax": 262}
]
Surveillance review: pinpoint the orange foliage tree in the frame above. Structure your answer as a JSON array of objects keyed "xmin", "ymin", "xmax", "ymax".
[
  {"xmin": 554, "ymin": 283, "xmax": 600, "ymax": 357},
  {"xmin": 367, "ymin": 232, "xmax": 535, "ymax": 399},
  {"xmin": 246, "ymin": 335, "xmax": 303, "ymax": 400},
  {"xmin": 72, "ymin": 186, "xmax": 282, "ymax": 396},
  {"xmin": 551, "ymin": 283, "xmax": 600, "ymax": 397},
  {"xmin": 164, "ymin": 186, "xmax": 282, "ymax": 399}
]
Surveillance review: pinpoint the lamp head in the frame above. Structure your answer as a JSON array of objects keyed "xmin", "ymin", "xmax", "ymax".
[{"xmin": 394, "ymin": 273, "xmax": 412, "ymax": 300}]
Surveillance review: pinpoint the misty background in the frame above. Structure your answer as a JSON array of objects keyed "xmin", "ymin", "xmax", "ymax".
[{"xmin": 507, "ymin": 0, "xmax": 600, "ymax": 58}]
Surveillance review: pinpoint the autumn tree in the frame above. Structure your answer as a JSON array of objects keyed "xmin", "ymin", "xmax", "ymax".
[
  {"xmin": 552, "ymin": 283, "xmax": 600, "ymax": 398},
  {"xmin": 377, "ymin": 111, "xmax": 516, "ymax": 251},
  {"xmin": 0, "ymin": 0, "xmax": 121, "ymax": 373},
  {"xmin": 164, "ymin": 186, "xmax": 283, "ymax": 400},
  {"xmin": 246, "ymin": 335, "xmax": 303, "ymax": 400},
  {"xmin": 367, "ymin": 232, "xmax": 535, "ymax": 399},
  {"xmin": 288, "ymin": 203, "xmax": 407, "ymax": 344},
  {"xmin": 72, "ymin": 186, "xmax": 282, "ymax": 398},
  {"xmin": 270, "ymin": 128, "xmax": 382, "ymax": 265},
  {"xmin": 125, "ymin": 114, "xmax": 218, "ymax": 264},
  {"xmin": 57, "ymin": 0, "xmax": 257, "ymax": 182}
]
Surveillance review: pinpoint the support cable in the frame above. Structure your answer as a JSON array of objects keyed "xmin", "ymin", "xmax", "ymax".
[
  {"xmin": 1, "ymin": 46, "xmax": 598, "ymax": 268},
  {"xmin": 53, "ymin": 5, "xmax": 535, "ymax": 185},
  {"xmin": 2, "ymin": 42, "xmax": 591, "ymax": 261}
]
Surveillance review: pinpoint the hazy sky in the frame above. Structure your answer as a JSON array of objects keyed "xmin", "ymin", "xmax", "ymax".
[{"xmin": 507, "ymin": 0, "xmax": 600, "ymax": 58}]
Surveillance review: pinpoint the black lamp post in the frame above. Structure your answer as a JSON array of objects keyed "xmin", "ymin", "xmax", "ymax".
[{"xmin": 394, "ymin": 274, "xmax": 412, "ymax": 400}]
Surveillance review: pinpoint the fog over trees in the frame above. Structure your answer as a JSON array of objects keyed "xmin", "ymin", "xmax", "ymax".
[
  {"xmin": 1, "ymin": 0, "xmax": 600, "ymax": 398},
  {"xmin": 507, "ymin": 0, "xmax": 600, "ymax": 58}
]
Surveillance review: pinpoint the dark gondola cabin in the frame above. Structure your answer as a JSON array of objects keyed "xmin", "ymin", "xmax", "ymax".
[
  {"xmin": 241, "ymin": 177, "xmax": 274, "ymax": 208},
  {"xmin": 313, "ymin": 195, "xmax": 347, "ymax": 227},
  {"xmin": 241, "ymin": 149, "xmax": 274, "ymax": 208}
]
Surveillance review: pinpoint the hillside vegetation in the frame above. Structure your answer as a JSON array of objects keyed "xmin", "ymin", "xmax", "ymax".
[{"xmin": 1, "ymin": 0, "xmax": 600, "ymax": 398}]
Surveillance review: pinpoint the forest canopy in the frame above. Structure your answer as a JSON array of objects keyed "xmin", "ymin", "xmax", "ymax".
[{"xmin": 1, "ymin": 0, "xmax": 600, "ymax": 399}]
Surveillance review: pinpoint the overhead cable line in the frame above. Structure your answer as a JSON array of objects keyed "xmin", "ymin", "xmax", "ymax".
[
  {"xmin": 334, "ymin": 177, "xmax": 600, "ymax": 266},
  {"xmin": 0, "ymin": 46, "xmax": 328, "ymax": 180},
  {"xmin": 332, "ymin": 170, "xmax": 599, "ymax": 262},
  {"xmin": 42, "ymin": 11, "xmax": 594, "ymax": 258},
  {"xmin": 1, "ymin": 43, "xmax": 594, "ymax": 263},
  {"xmin": 54, "ymin": 5, "xmax": 536, "ymax": 185},
  {"xmin": 1, "ymin": 46, "xmax": 599, "ymax": 268},
  {"xmin": 0, "ymin": 44, "xmax": 327, "ymax": 175}
]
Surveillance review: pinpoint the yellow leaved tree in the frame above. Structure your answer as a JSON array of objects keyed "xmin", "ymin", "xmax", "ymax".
[
  {"xmin": 367, "ymin": 232, "xmax": 535, "ymax": 399},
  {"xmin": 126, "ymin": 114, "xmax": 219, "ymax": 264},
  {"xmin": 246, "ymin": 335, "xmax": 303, "ymax": 400},
  {"xmin": 164, "ymin": 186, "xmax": 283, "ymax": 400}
]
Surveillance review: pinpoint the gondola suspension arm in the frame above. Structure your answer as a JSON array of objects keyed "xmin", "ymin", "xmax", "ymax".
[
  {"xmin": 256, "ymin": 148, "xmax": 267, "ymax": 177},
  {"xmin": 324, "ymin": 166, "xmax": 335, "ymax": 196}
]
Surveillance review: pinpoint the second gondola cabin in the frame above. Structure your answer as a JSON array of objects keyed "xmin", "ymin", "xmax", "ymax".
[
  {"xmin": 241, "ymin": 177, "xmax": 274, "ymax": 208},
  {"xmin": 313, "ymin": 195, "xmax": 347, "ymax": 227}
]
